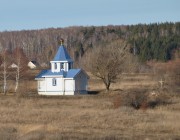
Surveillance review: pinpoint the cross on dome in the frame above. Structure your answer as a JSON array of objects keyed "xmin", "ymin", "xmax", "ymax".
[{"xmin": 60, "ymin": 38, "xmax": 64, "ymax": 46}]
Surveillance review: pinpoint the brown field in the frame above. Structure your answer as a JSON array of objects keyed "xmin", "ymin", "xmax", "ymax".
[{"xmin": 0, "ymin": 71, "xmax": 180, "ymax": 140}]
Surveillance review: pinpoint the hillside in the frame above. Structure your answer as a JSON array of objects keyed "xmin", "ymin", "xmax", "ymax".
[{"xmin": 0, "ymin": 22, "xmax": 179, "ymax": 64}]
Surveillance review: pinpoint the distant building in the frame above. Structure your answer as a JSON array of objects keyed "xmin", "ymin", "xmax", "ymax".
[
  {"xmin": 28, "ymin": 61, "xmax": 38, "ymax": 69},
  {"xmin": 9, "ymin": 63, "xmax": 18, "ymax": 68},
  {"xmin": 35, "ymin": 40, "xmax": 89, "ymax": 95}
]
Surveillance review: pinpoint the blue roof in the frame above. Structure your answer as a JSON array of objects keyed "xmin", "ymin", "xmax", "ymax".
[
  {"xmin": 35, "ymin": 70, "xmax": 48, "ymax": 78},
  {"xmin": 35, "ymin": 70, "xmax": 64, "ymax": 78},
  {"xmin": 53, "ymin": 45, "xmax": 73, "ymax": 62},
  {"xmin": 35, "ymin": 69, "xmax": 82, "ymax": 79},
  {"xmin": 44, "ymin": 70, "xmax": 64, "ymax": 76},
  {"xmin": 66, "ymin": 69, "xmax": 81, "ymax": 78}
]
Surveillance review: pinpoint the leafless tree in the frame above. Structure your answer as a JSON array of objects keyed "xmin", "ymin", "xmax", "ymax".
[
  {"xmin": 12, "ymin": 47, "xmax": 28, "ymax": 93},
  {"xmin": 85, "ymin": 40, "xmax": 137, "ymax": 91},
  {"xmin": 0, "ymin": 49, "xmax": 11, "ymax": 95}
]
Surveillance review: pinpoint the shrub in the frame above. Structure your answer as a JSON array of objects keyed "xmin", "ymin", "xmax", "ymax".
[
  {"xmin": 113, "ymin": 89, "xmax": 170, "ymax": 110},
  {"xmin": 128, "ymin": 92, "xmax": 148, "ymax": 110}
]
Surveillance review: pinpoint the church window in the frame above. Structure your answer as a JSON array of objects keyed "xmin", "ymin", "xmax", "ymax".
[
  {"xmin": 52, "ymin": 78, "xmax": 57, "ymax": 86},
  {"xmin": 68, "ymin": 63, "xmax": 71, "ymax": 69},
  {"xmin": 54, "ymin": 63, "xmax": 57, "ymax": 69},
  {"xmin": 61, "ymin": 63, "xmax": 64, "ymax": 69}
]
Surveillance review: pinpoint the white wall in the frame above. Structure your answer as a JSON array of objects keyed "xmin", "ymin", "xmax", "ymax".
[
  {"xmin": 51, "ymin": 62, "xmax": 61, "ymax": 72},
  {"xmin": 38, "ymin": 77, "xmax": 63, "ymax": 92},
  {"xmin": 38, "ymin": 77, "xmax": 76, "ymax": 95},
  {"xmin": 46, "ymin": 77, "xmax": 63, "ymax": 92},
  {"xmin": 38, "ymin": 91, "xmax": 65, "ymax": 95},
  {"xmin": 64, "ymin": 79, "xmax": 75, "ymax": 95},
  {"xmin": 38, "ymin": 80, "xmax": 46, "ymax": 91},
  {"xmin": 28, "ymin": 62, "xmax": 36, "ymax": 69},
  {"xmin": 50, "ymin": 61, "xmax": 70, "ymax": 72},
  {"xmin": 37, "ymin": 71, "xmax": 88, "ymax": 95}
]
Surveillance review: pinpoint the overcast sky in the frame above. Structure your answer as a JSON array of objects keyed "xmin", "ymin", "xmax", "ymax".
[{"xmin": 0, "ymin": 0, "xmax": 179, "ymax": 31}]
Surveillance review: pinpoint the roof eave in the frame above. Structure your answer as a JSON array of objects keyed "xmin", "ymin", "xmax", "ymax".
[
  {"xmin": 43, "ymin": 75, "xmax": 64, "ymax": 77},
  {"xmin": 50, "ymin": 59, "xmax": 73, "ymax": 62}
]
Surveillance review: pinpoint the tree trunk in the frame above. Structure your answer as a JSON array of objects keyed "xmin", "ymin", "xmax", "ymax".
[
  {"xmin": 3, "ymin": 61, "xmax": 7, "ymax": 95},
  {"xmin": 103, "ymin": 79, "xmax": 110, "ymax": 91},
  {"xmin": 3, "ymin": 81, "xmax": 7, "ymax": 95},
  {"xmin": 15, "ymin": 80, "xmax": 19, "ymax": 93},
  {"xmin": 105, "ymin": 83, "xmax": 110, "ymax": 91},
  {"xmin": 15, "ymin": 66, "xmax": 20, "ymax": 93}
]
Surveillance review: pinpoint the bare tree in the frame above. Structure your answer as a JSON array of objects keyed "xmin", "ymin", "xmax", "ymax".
[
  {"xmin": 12, "ymin": 47, "xmax": 28, "ymax": 93},
  {"xmin": 0, "ymin": 49, "xmax": 11, "ymax": 95},
  {"xmin": 85, "ymin": 40, "xmax": 136, "ymax": 91}
]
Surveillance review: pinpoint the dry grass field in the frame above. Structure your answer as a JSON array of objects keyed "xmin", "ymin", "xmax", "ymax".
[{"xmin": 0, "ymin": 71, "xmax": 179, "ymax": 140}]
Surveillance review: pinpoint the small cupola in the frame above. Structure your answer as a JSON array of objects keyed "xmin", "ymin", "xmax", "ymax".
[{"xmin": 50, "ymin": 39, "xmax": 73, "ymax": 72}]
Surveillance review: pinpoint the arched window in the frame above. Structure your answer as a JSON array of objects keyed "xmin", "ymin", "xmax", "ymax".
[
  {"xmin": 68, "ymin": 63, "xmax": 71, "ymax": 70},
  {"xmin": 61, "ymin": 63, "xmax": 64, "ymax": 70},
  {"xmin": 54, "ymin": 63, "xmax": 57, "ymax": 69},
  {"xmin": 52, "ymin": 78, "xmax": 57, "ymax": 86}
]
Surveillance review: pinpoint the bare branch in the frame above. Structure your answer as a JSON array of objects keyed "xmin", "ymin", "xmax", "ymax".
[{"xmin": 85, "ymin": 39, "xmax": 136, "ymax": 91}]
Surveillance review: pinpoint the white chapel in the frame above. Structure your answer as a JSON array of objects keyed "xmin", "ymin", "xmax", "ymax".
[{"xmin": 35, "ymin": 40, "xmax": 89, "ymax": 95}]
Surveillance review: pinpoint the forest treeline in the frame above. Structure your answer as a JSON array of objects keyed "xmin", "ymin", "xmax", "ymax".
[{"xmin": 0, "ymin": 22, "xmax": 179, "ymax": 65}]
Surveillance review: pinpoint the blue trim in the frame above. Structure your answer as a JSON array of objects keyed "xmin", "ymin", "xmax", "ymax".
[
  {"xmin": 35, "ymin": 70, "xmax": 65, "ymax": 78},
  {"xmin": 35, "ymin": 69, "xmax": 84, "ymax": 79}
]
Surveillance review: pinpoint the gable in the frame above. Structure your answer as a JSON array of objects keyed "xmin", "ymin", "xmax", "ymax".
[
  {"xmin": 65, "ymin": 69, "xmax": 89, "ymax": 79},
  {"xmin": 76, "ymin": 70, "xmax": 89, "ymax": 79},
  {"xmin": 66, "ymin": 69, "xmax": 81, "ymax": 78},
  {"xmin": 28, "ymin": 62, "xmax": 36, "ymax": 68},
  {"xmin": 9, "ymin": 63, "xmax": 18, "ymax": 68}
]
